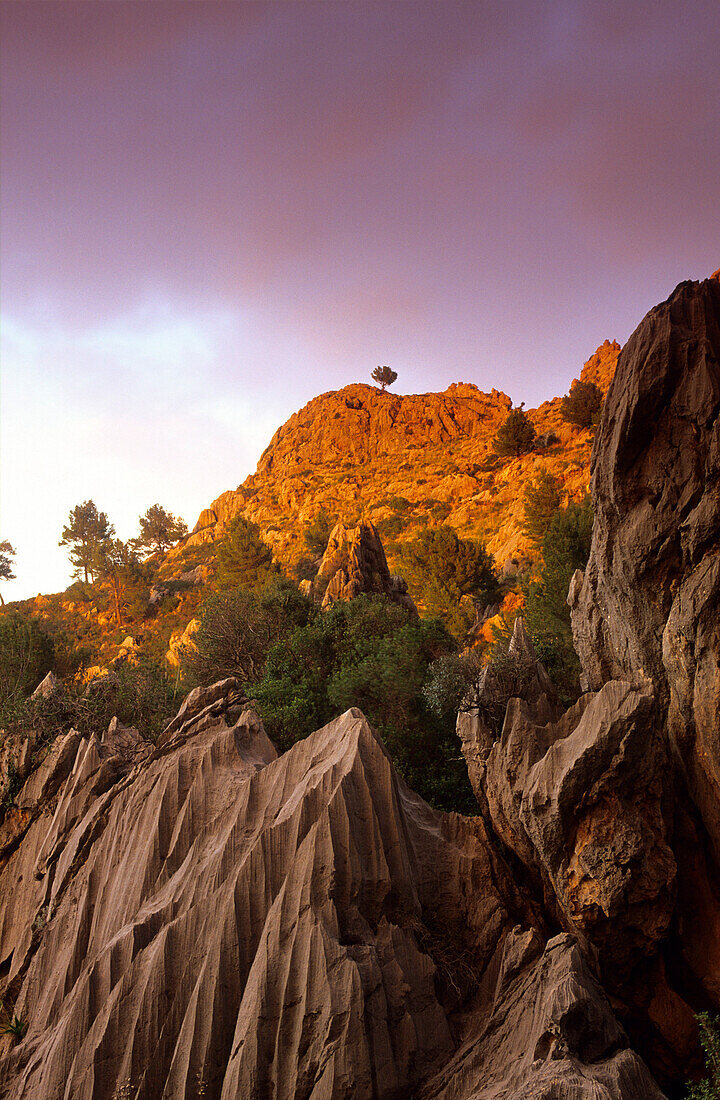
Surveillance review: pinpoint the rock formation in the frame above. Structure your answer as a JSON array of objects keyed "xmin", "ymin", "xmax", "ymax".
[
  {"xmin": 316, "ymin": 520, "xmax": 418, "ymax": 612},
  {"xmin": 176, "ymin": 341, "xmax": 619, "ymax": 572},
  {"xmin": 0, "ymin": 674, "xmax": 662, "ymax": 1098},
  {"xmin": 459, "ymin": 276, "xmax": 720, "ymax": 1088}
]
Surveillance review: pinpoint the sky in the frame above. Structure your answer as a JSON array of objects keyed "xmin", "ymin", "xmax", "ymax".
[{"xmin": 1, "ymin": 0, "xmax": 719, "ymax": 601}]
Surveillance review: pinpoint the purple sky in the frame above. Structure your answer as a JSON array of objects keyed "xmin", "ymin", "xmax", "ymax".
[{"xmin": 1, "ymin": 1, "xmax": 719, "ymax": 599}]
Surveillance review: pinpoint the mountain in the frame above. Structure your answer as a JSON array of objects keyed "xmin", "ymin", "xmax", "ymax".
[{"xmin": 177, "ymin": 340, "xmax": 620, "ymax": 573}]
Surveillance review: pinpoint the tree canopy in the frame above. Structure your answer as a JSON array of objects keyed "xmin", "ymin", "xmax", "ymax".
[
  {"xmin": 492, "ymin": 407, "xmax": 536, "ymax": 457},
  {"xmin": 398, "ymin": 524, "xmax": 497, "ymax": 638},
  {"xmin": 59, "ymin": 501, "xmax": 114, "ymax": 583},
  {"xmin": 133, "ymin": 504, "xmax": 188, "ymax": 555},
  {"xmin": 522, "ymin": 469, "xmax": 563, "ymax": 550},
  {"xmin": 371, "ymin": 365, "xmax": 398, "ymax": 392},
  {"xmin": 216, "ymin": 515, "xmax": 278, "ymax": 591},
  {"xmin": 0, "ymin": 612, "xmax": 55, "ymax": 699},
  {"xmin": 560, "ymin": 380, "xmax": 603, "ymax": 429},
  {"xmin": 0, "ymin": 541, "xmax": 16, "ymax": 605},
  {"xmin": 303, "ymin": 508, "xmax": 335, "ymax": 557}
]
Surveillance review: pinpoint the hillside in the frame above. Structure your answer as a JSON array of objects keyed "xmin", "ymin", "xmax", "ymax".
[{"xmin": 177, "ymin": 339, "xmax": 620, "ymax": 573}]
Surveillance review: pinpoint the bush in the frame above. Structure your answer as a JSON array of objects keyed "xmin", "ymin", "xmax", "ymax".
[
  {"xmin": 397, "ymin": 525, "xmax": 498, "ymax": 640},
  {"xmin": 492, "ymin": 408, "xmax": 536, "ymax": 457},
  {"xmin": 253, "ymin": 595, "xmax": 475, "ymax": 812},
  {"xmin": 188, "ymin": 577, "xmax": 313, "ymax": 686},
  {"xmin": 686, "ymin": 1013, "xmax": 720, "ymax": 1099},
  {"xmin": 0, "ymin": 612, "xmax": 55, "ymax": 699},
  {"xmin": 560, "ymin": 380, "xmax": 603, "ymax": 429}
]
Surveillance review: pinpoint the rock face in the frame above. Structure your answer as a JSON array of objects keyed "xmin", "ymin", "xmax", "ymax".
[
  {"xmin": 317, "ymin": 520, "xmax": 418, "ymax": 612},
  {"xmin": 0, "ymin": 682, "xmax": 660, "ymax": 1098},
  {"xmin": 177, "ymin": 341, "xmax": 619, "ymax": 571},
  {"xmin": 570, "ymin": 277, "xmax": 720, "ymax": 860}
]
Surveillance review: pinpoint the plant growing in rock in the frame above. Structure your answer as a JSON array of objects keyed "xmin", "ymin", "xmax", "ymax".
[
  {"xmin": 371, "ymin": 365, "xmax": 397, "ymax": 392},
  {"xmin": 492, "ymin": 406, "xmax": 536, "ymax": 457},
  {"xmin": 685, "ymin": 1013, "xmax": 720, "ymax": 1099},
  {"xmin": 0, "ymin": 1003, "xmax": 27, "ymax": 1041},
  {"xmin": 303, "ymin": 507, "xmax": 335, "ymax": 557},
  {"xmin": 560, "ymin": 380, "xmax": 603, "ymax": 428}
]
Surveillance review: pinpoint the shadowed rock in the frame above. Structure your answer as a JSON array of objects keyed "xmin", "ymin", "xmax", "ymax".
[{"xmin": 317, "ymin": 520, "xmax": 418, "ymax": 612}]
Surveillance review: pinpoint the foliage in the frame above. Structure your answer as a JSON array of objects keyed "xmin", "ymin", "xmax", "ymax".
[
  {"xmin": 0, "ymin": 1003, "xmax": 27, "ymax": 1041},
  {"xmin": 252, "ymin": 595, "xmax": 474, "ymax": 812},
  {"xmin": 0, "ymin": 540, "xmax": 16, "ymax": 605},
  {"xmin": 187, "ymin": 578, "xmax": 314, "ymax": 685},
  {"xmin": 303, "ymin": 507, "xmax": 335, "ymax": 557},
  {"xmin": 397, "ymin": 525, "xmax": 498, "ymax": 639},
  {"xmin": 0, "ymin": 656, "xmax": 178, "ymax": 746},
  {"xmin": 523, "ymin": 495, "xmax": 593, "ymax": 701},
  {"xmin": 133, "ymin": 504, "xmax": 188, "ymax": 555},
  {"xmin": 216, "ymin": 516, "xmax": 278, "ymax": 591},
  {"xmin": 522, "ymin": 469, "xmax": 563, "ymax": 550},
  {"xmin": 371, "ymin": 365, "xmax": 398, "ymax": 391},
  {"xmin": 492, "ymin": 407, "xmax": 536, "ymax": 457},
  {"xmin": 422, "ymin": 649, "xmax": 485, "ymax": 720},
  {"xmin": 685, "ymin": 1013, "xmax": 720, "ymax": 1099},
  {"xmin": 59, "ymin": 501, "xmax": 114, "ymax": 583},
  {"xmin": 0, "ymin": 612, "xmax": 55, "ymax": 700},
  {"xmin": 560, "ymin": 380, "xmax": 603, "ymax": 429},
  {"xmin": 93, "ymin": 538, "xmax": 144, "ymax": 625}
]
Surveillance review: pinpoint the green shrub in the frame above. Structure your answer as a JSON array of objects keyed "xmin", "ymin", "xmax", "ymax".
[
  {"xmin": 560, "ymin": 380, "xmax": 603, "ymax": 429},
  {"xmin": 522, "ymin": 469, "xmax": 563, "ymax": 550},
  {"xmin": 686, "ymin": 1013, "xmax": 720, "ymax": 1099},
  {"xmin": 0, "ymin": 612, "xmax": 55, "ymax": 699},
  {"xmin": 492, "ymin": 408, "xmax": 536, "ymax": 457},
  {"xmin": 303, "ymin": 508, "xmax": 335, "ymax": 556},
  {"xmin": 397, "ymin": 525, "xmax": 498, "ymax": 640},
  {"xmin": 253, "ymin": 595, "xmax": 475, "ymax": 812},
  {"xmin": 216, "ymin": 516, "xmax": 277, "ymax": 591}
]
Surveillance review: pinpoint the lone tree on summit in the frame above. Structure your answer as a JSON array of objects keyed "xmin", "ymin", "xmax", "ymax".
[{"xmin": 371, "ymin": 365, "xmax": 397, "ymax": 392}]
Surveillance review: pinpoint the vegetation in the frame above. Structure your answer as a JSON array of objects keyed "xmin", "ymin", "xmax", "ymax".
[
  {"xmin": 60, "ymin": 501, "xmax": 114, "ymax": 583},
  {"xmin": 523, "ymin": 495, "xmax": 593, "ymax": 700},
  {"xmin": 0, "ymin": 540, "xmax": 16, "ymax": 604},
  {"xmin": 522, "ymin": 469, "xmax": 563, "ymax": 550},
  {"xmin": 302, "ymin": 507, "xmax": 335, "ymax": 557},
  {"xmin": 250, "ymin": 595, "xmax": 474, "ymax": 811},
  {"xmin": 560, "ymin": 380, "xmax": 603, "ymax": 429},
  {"xmin": 685, "ymin": 1013, "xmax": 720, "ymax": 1099},
  {"xmin": 93, "ymin": 538, "xmax": 143, "ymax": 626},
  {"xmin": 371, "ymin": 365, "xmax": 398, "ymax": 392},
  {"xmin": 397, "ymin": 525, "xmax": 498, "ymax": 639},
  {"xmin": 0, "ymin": 1003, "xmax": 27, "ymax": 1041},
  {"xmin": 0, "ymin": 612, "xmax": 55, "ymax": 701},
  {"xmin": 216, "ymin": 516, "xmax": 277, "ymax": 591},
  {"xmin": 188, "ymin": 578, "xmax": 313, "ymax": 685},
  {"xmin": 133, "ymin": 504, "xmax": 188, "ymax": 555},
  {"xmin": 492, "ymin": 407, "xmax": 536, "ymax": 457}
]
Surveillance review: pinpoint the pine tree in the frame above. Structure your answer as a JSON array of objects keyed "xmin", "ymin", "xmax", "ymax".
[
  {"xmin": 93, "ymin": 538, "xmax": 140, "ymax": 625},
  {"xmin": 216, "ymin": 516, "xmax": 278, "ymax": 591},
  {"xmin": 133, "ymin": 504, "xmax": 188, "ymax": 555},
  {"xmin": 0, "ymin": 541, "xmax": 16, "ymax": 605},
  {"xmin": 522, "ymin": 470, "xmax": 563, "ymax": 549},
  {"xmin": 59, "ymin": 502, "xmax": 114, "ymax": 583},
  {"xmin": 371, "ymin": 365, "xmax": 398, "ymax": 392},
  {"xmin": 492, "ymin": 407, "xmax": 536, "ymax": 457},
  {"xmin": 560, "ymin": 380, "xmax": 603, "ymax": 428}
]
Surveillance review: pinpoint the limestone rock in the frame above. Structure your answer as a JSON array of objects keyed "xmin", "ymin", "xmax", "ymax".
[
  {"xmin": 164, "ymin": 617, "xmax": 200, "ymax": 669},
  {"xmin": 570, "ymin": 276, "xmax": 720, "ymax": 860},
  {"xmin": 316, "ymin": 520, "xmax": 418, "ymax": 612},
  {"xmin": 420, "ymin": 932, "xmax": 665, "ymax": 1100},
  {"xmin": 30, "ymin": 671, "xmax": 62, "ymax": 699},
  {"xmin": 0, "ymin": 682, "xmax": 658, "ymax": 1099}
]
